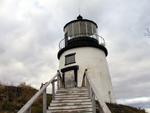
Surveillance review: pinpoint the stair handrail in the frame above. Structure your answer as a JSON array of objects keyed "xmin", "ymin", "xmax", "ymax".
[
  {"xmin": 81, "ymin": 68, "xmax": 88, "ymax": 87},
  {"xmin": 83, "ymin": 70, "xmax": 112, "ymax": 113},
  {"xmin": 17, "ymin": 71, "xmax": 61, "ymax": 113}
]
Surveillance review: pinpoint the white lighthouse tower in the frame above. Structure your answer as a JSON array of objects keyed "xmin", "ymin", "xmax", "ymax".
[
  {"xmin": 18, "ymin": 15, "xmax": 115, "ymax": 113},
  {"xmin": 58, "ymin": 15, "xmax": 115, "ymax": 103}
]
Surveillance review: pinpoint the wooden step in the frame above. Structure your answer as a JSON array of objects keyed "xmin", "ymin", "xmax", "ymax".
[
  {"xmin": 50, "ymin": 101, "xmax": 92, "ymax": 107},
  {"xmin": 48, "ymin": 87, "xmax": 93, "ymax": 113},
  {"xmin": 55, "ymin": 94, "xmax": 89, "ymax": 98},
  {"xmin": 58, "ymin": 87, "xmax": 88, "ymax": 91},
  {"xmin": 49, "ymin": 104, "xmax": 92, "ymax": 110},
  {"xmin": 51, "ymin": 99, "xmax": 91, "ymax": 103},
  {"xmin": 54, "ymin": 97, "xmax": 90, "ymax": 100},
  {"xmin": 57, "ymin": 88, "xmax": 88, "ymax": 94},
  {"xmin": 47, "ymin": 111, "xmax": 93, "ymax": 113},
  {"xmin": 56, "ymin": 92, "xmax": 89, "ymax": 95},
  {"xmin": 48, "ymin": 107, "xmax": 93, "ymax": 113},
  {"xmin": 56, "ymin": 90, "xmax": 88, "ymax": 94}
]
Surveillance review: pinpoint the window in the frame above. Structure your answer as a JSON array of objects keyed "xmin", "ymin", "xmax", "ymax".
[{"xmin": 65, "ymin": 53, "xmax": 76, "ymax": 65}]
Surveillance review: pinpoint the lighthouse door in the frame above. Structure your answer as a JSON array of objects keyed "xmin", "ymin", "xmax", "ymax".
[
  {"xmin": 64, "ymin": 70, "xmax": 76, "ymax": 88},
  {"xmin": 61, "ymin": 65, "xmax": 78, "ymax": 88}
]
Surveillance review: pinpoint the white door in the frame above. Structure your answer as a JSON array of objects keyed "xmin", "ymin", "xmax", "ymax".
[{"xmin": 65, "ymin": 70, "xmax": 75, "ymax": 88}]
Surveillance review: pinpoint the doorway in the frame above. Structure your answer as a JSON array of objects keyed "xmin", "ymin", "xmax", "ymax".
[
  {"xmin": 61, "ymin": 65, "xmax": 79, "ymax": 88},
  {"xmin": 64, "ymin": 70, "xmax": 76, "ymax": 88}
]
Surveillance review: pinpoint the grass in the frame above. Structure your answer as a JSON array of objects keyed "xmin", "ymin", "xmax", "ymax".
[{"xmin": 0, "ymin": 83, "xmax": 52, "ymax": 113}]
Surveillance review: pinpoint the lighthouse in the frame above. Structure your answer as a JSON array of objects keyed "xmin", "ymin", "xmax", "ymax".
[
  {"xmin": 58, "ymin": 15, "xmax": 115, "ymax": 103},
  {"xmin": 18, "ymin": 15, "xmax": 115, "ymax": 113}
]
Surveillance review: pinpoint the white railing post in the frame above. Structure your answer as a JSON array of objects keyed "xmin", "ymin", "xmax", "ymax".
[
  {"xmin": 86, "ymin": 77, "xmax": 96, "ymax": 113},
  {"xmin": 17, "ymin": 72, "xmax": 60, "ymax": 113},
  {"xmin": 52, "ymin": 81, "xmax": 55, "ymax": 99},
  {"xmin": 86, "ymin": 77, "xmax": 90, "ymax": 97},
  {"xmin": 25, "ymin": 107, "xmax": 31, "ymax": 113},
  {"xmin": 91, "ymin": 89, "xmax": 96, "ymax": 113},
  {"xmin": 57, "ymin": 74, "xmax": 59, "ymax": 89},
  {"xmin": 43, "ymin": 88, "xmax": 47, "ymax": 113}
]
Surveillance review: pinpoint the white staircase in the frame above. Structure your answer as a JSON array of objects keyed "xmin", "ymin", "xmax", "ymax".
[
  {"xmin": 47, "ymin": 87, "xmax": 93, "ymax": 113},
  {"xmin": 17, "ymin": 72, "xmax": 111, "ymax": 113}
]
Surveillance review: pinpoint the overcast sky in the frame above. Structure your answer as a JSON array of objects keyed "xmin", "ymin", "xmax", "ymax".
[{"xmin": 0, "ymin": 0, "xmax": 150, "ymax": 110}]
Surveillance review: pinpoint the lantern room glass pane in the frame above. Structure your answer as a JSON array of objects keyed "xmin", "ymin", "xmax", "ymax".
[
  {"xmin": 74, "ymin": 22, "xmax": 80, "ymax": 37},
  {"xmin": 68, "ymin": 24, "xmax": 72, "ymax": 37},
  {"xmin": 87, "ymin": 22, "xmax": 92, "ymax": 35},
  {"xmin": 92, "ymin": 23, "xmax": 97, "ymax": 34},
  {"xmin": 80, "ymin": 21, "xmax": 86, "ymax": 36}
]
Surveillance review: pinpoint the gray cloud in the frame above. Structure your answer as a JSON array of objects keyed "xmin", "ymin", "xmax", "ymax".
[{"xmin": 0, "ymin": 0, "xmax": 150, "ymax": 109}]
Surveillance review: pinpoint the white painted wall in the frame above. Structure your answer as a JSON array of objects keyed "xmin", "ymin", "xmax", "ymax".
[{"xmin": 59, "ymin": 47, "xmax": 115, "ymax": 103}]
